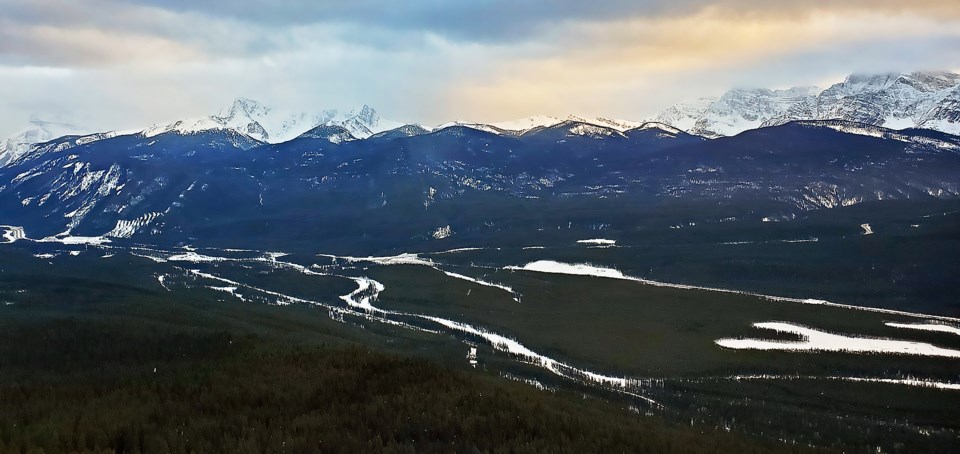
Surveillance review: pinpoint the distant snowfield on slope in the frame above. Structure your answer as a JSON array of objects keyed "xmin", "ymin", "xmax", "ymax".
[
  {"xmin": 716, "ymin": 322, "xmax": 960, "ymax": 358},
  {"xmin": 882, "ymin": 117, "xmax": 915, "ymax": 130},
  {"xmin": 886, "ymin": 322, "xmax": 960, "ymax": 336}
]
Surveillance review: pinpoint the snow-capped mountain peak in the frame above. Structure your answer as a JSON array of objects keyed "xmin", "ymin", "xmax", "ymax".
[
  {"xmin": 562, "ymin": 121, "xmax": 626, "ymax": 138},
  {"xmin": 0, "ymin": 115, "xmax": 90, "ymax": 166},
  {"xmin": 5, "ymin": 69, "xmax": 959, "ymax": 168},
  {"xmin": 454, "ymin": 114, "xmax": 645, "ymax": 136},
  {"xmin": 578, "ymin": 116, "xmax": 644, "ymax": 132},
  {"xmin": 350, "ymin": 104, "xmax": 378, "ymax": 126},
  {"xmin": 654, "ymin": 71, "xmax": 960, "ymax": 137},
  {"xmin": 489, "ymin": 115, "xmax": 563, "ymax": 132},
  {"xmin": 328, "ymin": 104, "xmax": 403, "ymax": 139},
  {"xmin": 217, "ymin": 97, "xmax": 271, "ymax": 119},
  {"xmin": 138, "ymin": 99, "xmax": 402, "ymax": 144}
]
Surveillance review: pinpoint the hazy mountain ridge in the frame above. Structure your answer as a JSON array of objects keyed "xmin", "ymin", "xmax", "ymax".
[{"xmin": 0, "ymin": 116, "xmax": 90, "ymax": 167}]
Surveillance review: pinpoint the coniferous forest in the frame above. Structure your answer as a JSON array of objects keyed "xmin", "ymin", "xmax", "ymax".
[{"xmin": 0, "ymin": 286, "xmax": 821, "ymax": 453}]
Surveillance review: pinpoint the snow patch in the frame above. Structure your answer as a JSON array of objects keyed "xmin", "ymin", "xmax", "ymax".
[
  {"xmin": 577, "ymin": 238, "xmax": 616, "ymax": 247},
  {"xmin": 38, "ymin": 234, "xmax": 111, "ymax": 245},
  {"xmin": 506, "ymin": 260, "xmax": 628, "ymax": 280},
  {"xmin": 440, "ymin": 270, "xmax": 519, "ymax": 302},
  {"xmin": 167, "ymin": 251, "xmax": 227, "ymax": 263},
  {"xmin": 716, "ymin": 322, "xmax": 960, "ymax": 358},
  {"xmin": 106, "ymin": 212, "xmax": 161, "ymax": 239},
  {"xmin": 328, "ymin": 253, "xmax": 434, "ymax": 266},
  {"xmin": 432, "ymin": 225, "xmax": 453, "ymax": 239},
  {"xmin": 339, "ymin": 277, "xmax": 386, "ymax": 312},
  {"xmin": 0, "ymin": 225, "xmax": 26, "ymax": 243},
  {"xmin": 886, "ymin": 322, "xmax": 960, "ymax": 336}
]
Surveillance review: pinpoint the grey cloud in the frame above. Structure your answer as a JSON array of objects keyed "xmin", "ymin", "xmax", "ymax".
[
  {"xmin": 3, "ymin": 0, "xmax": 958, "ymax": 67},
  {"xmin": 116, "ymin": 0, "xmax": 678, "ymax": 43},
  {"xmin": 29, "ymin": 0, "xmax": 960, "ymax": 45}
]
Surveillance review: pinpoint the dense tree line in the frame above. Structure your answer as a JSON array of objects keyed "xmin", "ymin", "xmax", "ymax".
[{"xmin": 0, "ymin": 319, "xmax": 822, "ymax": 453}]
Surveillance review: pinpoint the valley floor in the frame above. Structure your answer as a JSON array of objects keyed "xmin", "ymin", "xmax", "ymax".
[{"xmin": 2, "ymin": 200, "xmax": 959, "ymax": 453}]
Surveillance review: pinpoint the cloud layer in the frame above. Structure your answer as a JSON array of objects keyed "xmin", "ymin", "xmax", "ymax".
[{"xmin": 1, "ymin": 0, "xmax": 958, "ymax": 137}]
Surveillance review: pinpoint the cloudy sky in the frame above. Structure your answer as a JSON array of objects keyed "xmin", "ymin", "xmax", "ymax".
[{"xmin": 1, "ymin": 0, "xmax": 959, "ymax": 137}]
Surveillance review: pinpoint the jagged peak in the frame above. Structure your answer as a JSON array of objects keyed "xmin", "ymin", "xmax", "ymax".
[
  {"xmin": 654, "ymin": 69, "xmax": 960, "ymax": 137},
  {"xmin": 216, "ymin": 97, "xmax": 271, "ymax": 121},
  {"xmin": 350, "ymin": 104, "xmax": 378, "ymax": 120}
]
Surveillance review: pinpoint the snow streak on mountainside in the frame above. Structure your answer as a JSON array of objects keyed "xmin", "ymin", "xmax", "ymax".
[{"xmin": 655, "ymin": 71, "xmax": 960, "ymax": 137}]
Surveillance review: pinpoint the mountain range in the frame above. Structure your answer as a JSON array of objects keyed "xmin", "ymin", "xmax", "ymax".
[
  {"xmin": 654, "ymin": 71, "xmax": 960, "ymax": 137},
  {"xmin": 4, "ymin": 70, "xmax": 959, "ymax": 166},
  {"xmin": 1, "ymin": 115, "xmax": 957, "ymax": 252},
  {"xmin": 0, "ymin": 70, "xmax": 959, "ymax": 253},
  {"xmin": 0, "ymin": 99, "xmax": 404, "ymax": 165}
]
